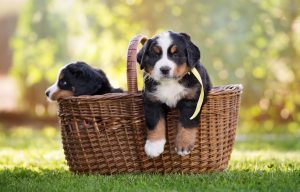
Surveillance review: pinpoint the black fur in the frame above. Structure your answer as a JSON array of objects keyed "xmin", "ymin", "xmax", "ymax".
[
  {"xmin": 178, "ymin": 33, "xmax": 201, "ymax": 68},
  {"xmin": 58, "ymin": 61, "xmax": 122, "ymax": 96},
  {"xmin": 143, "ymin": 96, "xmax": 168, "ymax": 130}
]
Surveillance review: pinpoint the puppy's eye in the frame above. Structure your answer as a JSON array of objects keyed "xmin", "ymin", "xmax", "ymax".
[
  {"xmin": 172, "ymin": 52, "xmax": 179, "ymax": 57},
  {"xmin": 151, "ymin": 51, "xmax": 160, "ymax": 58},
  {"xmin": 59, "ymin": 81, "xmax": 68, "ymax": 87}
]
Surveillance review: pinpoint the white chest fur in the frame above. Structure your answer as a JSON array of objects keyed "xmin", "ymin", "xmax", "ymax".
[{"xmin": 151, "ymin": 79, "xmax": 188, "ymax": 108}]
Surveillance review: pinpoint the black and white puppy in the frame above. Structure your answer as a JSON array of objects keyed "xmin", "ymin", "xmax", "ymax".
[
  {"xmin": 45, "ymin": 61, "xmax": 122, "ymax": 101},
  {"xmin": 137, "ymin": 31, "xmax": 212, "ymax": 157}
]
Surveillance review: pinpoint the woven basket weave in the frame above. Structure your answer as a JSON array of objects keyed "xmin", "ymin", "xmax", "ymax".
[{"xmin": 58, "ymin": 35, "xmax": 243, "ymax": 174}]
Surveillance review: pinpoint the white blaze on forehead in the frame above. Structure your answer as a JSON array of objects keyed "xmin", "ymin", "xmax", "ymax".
[
  {"xmin": 152, "ymin": 31, "xmax": 176, "ymax": 80},
  {"xmin": 156, "ymin": 32, "xmax": 172, "ymax": 54},
  {"xmin": 46, "ymin": 64, "xmax": 69, "ymax": 101}
]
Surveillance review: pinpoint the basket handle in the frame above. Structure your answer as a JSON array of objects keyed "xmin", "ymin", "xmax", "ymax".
[{"xmin": 126, "ymin": 35, "xmax": 147, "ymax": 93}]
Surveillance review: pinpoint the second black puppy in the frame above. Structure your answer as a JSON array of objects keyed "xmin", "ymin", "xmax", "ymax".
[
  {"xmin": 45, "ymin": 61, "xmax": 122, "ymax": 101},
  {"xmin": 137, "ymin": 31, "xmax": 212, "ymax": 157}
]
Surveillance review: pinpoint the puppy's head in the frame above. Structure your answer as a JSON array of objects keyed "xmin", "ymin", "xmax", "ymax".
[
  {"xmin": 137, "ymin": 31, "xmax": 200, "ymax": 81},
  {"xmin": 45, "ymin": 61, "xmax": 102, "ymax": 101}
]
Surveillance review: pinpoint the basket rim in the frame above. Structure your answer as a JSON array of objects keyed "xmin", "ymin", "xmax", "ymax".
[{"xmin": 57, "ymin": 84, "xmax": 243, "ymax": 102}]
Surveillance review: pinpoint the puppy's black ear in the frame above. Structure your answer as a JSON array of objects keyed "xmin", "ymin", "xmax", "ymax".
[
  {"xmin": 73, "ymin": 67, "xmax": 104, "ymax": 96},
  {"xmin": 137, "ymin": 39, "xmax": 153, "ymax": 70},
  {"xmin": 180, "ymin": 33, "xmax": 200, "ymax": 68},
  {"xmin": 180, "ymin": 33, "xmax": 191, "ymax": 40},
  {"xmin": 68, "ymin": 63, "xmax": 85, "ymax": 78}
]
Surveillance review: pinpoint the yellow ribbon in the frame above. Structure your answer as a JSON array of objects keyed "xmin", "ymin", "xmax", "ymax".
[{"xmin": 190, "ymin": 68, "xmax": 204, "ymax": 120}]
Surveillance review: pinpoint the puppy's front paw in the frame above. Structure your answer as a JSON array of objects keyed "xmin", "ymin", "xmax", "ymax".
[
  {"xmin": 144, "ymin": 139, "xmax": 166, "ymax": 158},
  {"xmin": 175, "ymin": 127, "xmax": 197, "ymax": 156}
]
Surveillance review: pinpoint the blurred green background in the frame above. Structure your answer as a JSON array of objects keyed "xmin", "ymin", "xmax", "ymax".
[{"xmin": 0, "ymin": 0, "xmax": 299, "ymax": 134}]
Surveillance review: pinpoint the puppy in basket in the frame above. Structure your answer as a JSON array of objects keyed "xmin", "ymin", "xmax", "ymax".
[
  {"xmin": 45, "ymin": 61, "xmax": 123, "ymax": 101},
  {"xmin": 137, "ymin": 31, "xmax": 212, "ymax": 157}
]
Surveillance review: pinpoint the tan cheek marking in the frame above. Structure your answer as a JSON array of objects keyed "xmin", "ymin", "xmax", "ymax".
[
  {"xmin": 145, "ymin": 65, "xmax": 154, "ymax": 76},
  {"xmin": 174, "ymin": 63, "xmax": 189, "ymax": 77},
  {"xmin": 147, "ymin": 117, "xmax": 166, "ymax": 142},
  {"xmin": 175, "ymin": 125, "xmax": 198, "ymax": 149},
  {"xmin": 170, "ymin": 45, "xmax": 177, "ymax": 54},
  {"xmin": 51, "ymin": 89, "xmax": 74, "ymax": 100}
]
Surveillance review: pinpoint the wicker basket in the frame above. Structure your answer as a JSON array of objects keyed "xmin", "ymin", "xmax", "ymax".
[{"xmin": 58, "ymin": 35, "xmax": 243, "ymax": 174}]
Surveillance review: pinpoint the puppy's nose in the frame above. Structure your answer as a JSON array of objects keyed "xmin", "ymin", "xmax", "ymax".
[
  {"xmin": 160, "ymin": 66, "xmax": 171, "ymax": 75},
  {"xmin": 45, "ymin": 90, "xmax": 50, "ymax": 97}
]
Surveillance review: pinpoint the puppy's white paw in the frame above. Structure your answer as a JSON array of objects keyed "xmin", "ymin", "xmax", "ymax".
[{"xmin": 144, "ymin": 139, "xmax": 166, "ymax": 158}]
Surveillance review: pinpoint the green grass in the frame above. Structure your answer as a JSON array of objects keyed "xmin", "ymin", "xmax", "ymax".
[{"xmin": 0, "ymin": 127, "xmax": 300, "ymax": 192}]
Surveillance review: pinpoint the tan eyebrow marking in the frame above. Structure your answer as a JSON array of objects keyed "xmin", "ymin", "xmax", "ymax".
[
  {"xmin": 153, "ymin": 45, "xmax": 161, "ymax": 54},
  {"xmin": 170, "ymin": 44, "xmax": 177, "ymax": 54},
  {"xmin": 59, "ymin": 72, "xmax": 64, "ymax": 80}
]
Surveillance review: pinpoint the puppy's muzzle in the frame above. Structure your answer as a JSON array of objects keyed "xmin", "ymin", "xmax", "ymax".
[{"xmin": 160, "ymin": 66, "xmax": 171, "ymax": 75}]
